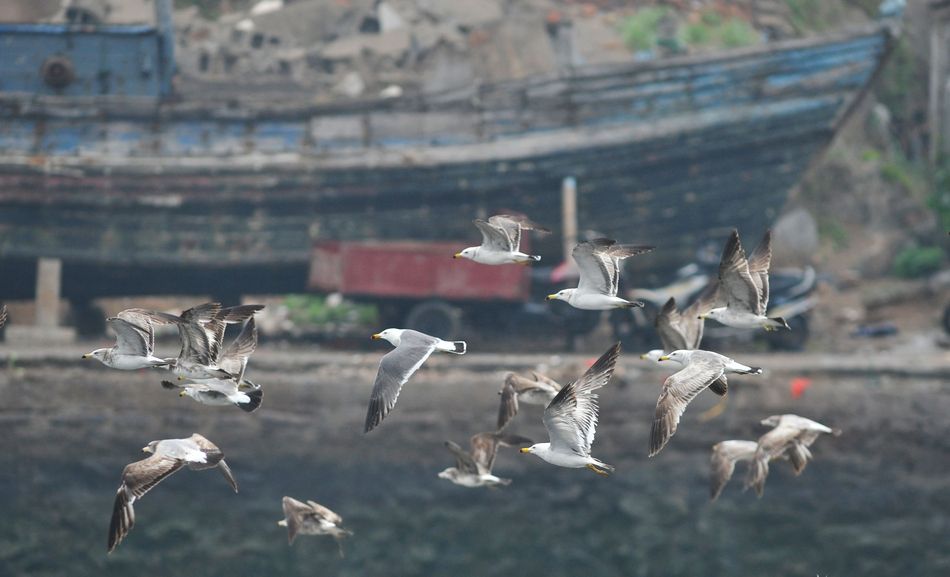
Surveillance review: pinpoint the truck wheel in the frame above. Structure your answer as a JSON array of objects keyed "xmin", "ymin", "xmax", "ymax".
[
  {"xmin": 404, "ymin": 300, "xmax": 463, "ymax": 340},
  {"xmin": 766, "ymin": 314, "xmax": 809, "ymax": 351}
]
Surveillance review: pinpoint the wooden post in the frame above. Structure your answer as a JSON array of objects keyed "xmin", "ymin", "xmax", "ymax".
[
  {"xmin": 561, "ymin": 176, "xmax": 577, "ymax": 262},
  {"xmin": 35, "ymin": 257, "xmax": 61, "ymax": 328},
  {"xmin": 930, "ymin": 21, "xmax": 943, "ymax": 166}
]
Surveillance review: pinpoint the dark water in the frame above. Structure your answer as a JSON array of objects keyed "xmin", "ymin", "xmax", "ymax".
[{"xmin": 1, "ymin": 358, "xmax": 948, "ymax": 577}]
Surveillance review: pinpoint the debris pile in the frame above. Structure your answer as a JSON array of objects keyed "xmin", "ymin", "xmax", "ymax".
[{"xmin": 169, "ymin": 0, "xmax": 823, "ymax": 102}]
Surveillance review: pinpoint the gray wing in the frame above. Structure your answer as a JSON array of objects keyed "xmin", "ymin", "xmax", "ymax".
[
  {"xmin": 710, "ymin": 440, "xmax": 757, "ymax": 501},
  {"xmin": 487, "ymin": 214, "xmax": 550, "ymax": 251},
  {"xmin": 496, "ymin": 375, "xmax": 520, "ymax": 431},
  {"xmin": 473, "ymin": 219, "xmax": 514, "ymax": 252},
  {"xmin": 364, "ymin": 333, "xmax": 438, "ymax": 433},
  {"xmin": 107, "ymin": 317, "xmax": 151, "ymax": 357},
  {"xmin": 681, "ymin": 281, "xmax": 720, "ymax": 349},
  {"xmin": 281, "ymin": 496, "xmax": 310, "ymax": 545},
  {"xmin": 305, "ymin": 500, "xmax": 344, "ymax": 526},
  {"xmin": 746, "ymin": 230, "xmax": 772, "ymax": 314},
  {"xmin": 543, "ymin": 342, "xmax": 620, "ymax": 456},
  {"xmin": 744, "ymin": 424, "xmax": 803, "ymax": 496},
  {"xmin": 444, "ymin": 440, "xmax": 480, "ymax": 475},
  {"xmin": 185, "ymin": 433, "xmax": 237, "ymax": 492},
  {"xmin": 116, "ymin": 308, "xmax": 172, "ymax": 354},
  {"xmin": 650, "ymin": 355, "xmax": 725, "ymax": 457},
  {"xmin": 717, "ymin": 230, "xmax": 762, "ymax": 315},
  {"xmin": 470, "ymin": 432, "xmax": 532, "ymax": 474},
  {"xmin": 205, "ymin": 305, "xmax": 264, "ymax": 362},
  {"xmin": 157, "ymin": 302, "xmax": 222, "ymax": 365},
  {"xmin": 655, "ymin": 298, "xmax": 689, "ymax": 351},
  {"xmin": 575, "ymin": 239, "xmax": 654, "ymax": 295},
  {"xmin": 108, "ymin": 454, "xmax": 184, "ymax": 553},
  {"xmin": 218, "ymin": 318, "xmax": 257, "ymax": 383},
  {"xmin": 573, "ymin": 239, "xmax": 617, "ymax": 295}
]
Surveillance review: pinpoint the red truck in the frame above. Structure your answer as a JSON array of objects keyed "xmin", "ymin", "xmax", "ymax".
[{"xmin": 308, "ymin": 240, "xmax": 539, "ymax": 339}]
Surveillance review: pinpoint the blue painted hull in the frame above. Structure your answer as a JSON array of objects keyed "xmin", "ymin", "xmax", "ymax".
[{"xmin": 0, "ymin": 25, "xmax": 890, "ymax": 281}]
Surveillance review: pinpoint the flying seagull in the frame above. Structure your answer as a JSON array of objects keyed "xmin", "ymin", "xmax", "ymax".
[
  {"xmin": 649, "ymin": 349, "xmax": 762, "ymax": 457},
  {"xmin": 547, "ymin": 238, "xmax": 654, "ymax": 310},
  {"xmin": 454, "ymin": 214, "xmax": 550, "ymax": 265},
  {"xmin": 162, "ymin": 318, "xmax": 264, "ymax": 412},
  {"xmin": 744, "ymin": 414, "xmax": 840, "ymax": 497},
  {"xmin": 438, "ymin": 431, "xmax": 532, "ymax": 488},
  {"xmin": 520, "ymin": 342, "xmax": 621, "ymax": 475},
  {"xmin": 641, "ymin": 283, "xmax": 720, "ymax": 365},
  {"xmin": 702, "ymin": 230, "xmax": 789, "ymax": 331},
  {"xmin": 157, "ymin": 303, "xmax": 263, "ymax": 381},
  {"xmin": 107, "ymin": 433, "xmax": 237, "ymax": 553},
  {"xmin": 496, "ymin": 371, "xmax": 562, "ymax": 431},
  {"xmin": 163, "ymin": 379, "xmax": 263, "ymax": 412},
  {"xmin": 278, "ymin": 497, "xmax": 352, "ymax": 556},
  {"xmin": 364, "ymin": 328, "xmax": 466, "ymax": 433},
  {"xmin": 82, "ymin": 308, "xmax": 171, "ymax": 370}
]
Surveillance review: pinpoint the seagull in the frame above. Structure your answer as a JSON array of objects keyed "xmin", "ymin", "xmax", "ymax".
[
  {"xmin": 364, "ymin": 328, "xmax": 467, "ymax": 433},
  {"xmin": 107, "ymin": 433, "xmax": 237, "ymax": 553},
  {"xmin": 701, "ymin": 230, "xmax": 789, "ymax": 331},
  {"xmin": 496, "ymin": 371, "xmax": 562, "ymax": 431},
  {"xmin": 82, "ymin": 308, "xmax": 171, "ymax": 370},
  {"xmin": 163, "ymin": 379, "xmax": 263, "ymax": 412},
  {"xmin": 438, "ymin": 431, "xmax": 532, "ymax": 488},
  {"xmin": 640, "ymin": 283, "xmax": 720, "ymax": 365},
  {"xmin": 454, "ymin": 214, "xmax": 550, "ymax": 265},
  {"xmin": 520, "ymin": 342, "xmax": 621, "ymax": 475},
  {"xmin": 278, "ymin": 497, "xmax": 352, "ymax": 556},
  {"xmin": 157, "ymin": 303, "xmax": 263, "ymax": 381},
  {"xmin": 649, "ymin": 349, "xmax": 762, "ymax": 457},
  {"xmin": 163, "ymin": 318, "xmax": 264, "ymax": 412},
  {"xmin": 547, "ymin": 238, "xmax": 654, "ymax": 310},
  {"xmin": 744, "ymin": 414, "xmax": 840, "ymax": 496}
]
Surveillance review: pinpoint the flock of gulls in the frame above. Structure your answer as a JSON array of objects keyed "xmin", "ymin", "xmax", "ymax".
[{"xmin": 71, "ymin": 214, "xmax": 839, "ymax": 556}]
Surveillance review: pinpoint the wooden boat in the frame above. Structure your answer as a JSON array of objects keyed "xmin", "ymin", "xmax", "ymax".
[{"xmin": 0, "ymin": 8, "xmax": 892, "ymax": 298}]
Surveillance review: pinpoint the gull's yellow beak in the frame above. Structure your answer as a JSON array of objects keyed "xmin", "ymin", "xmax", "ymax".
[
  {"xmin": 453, "ymin": 253, "xmax": 462, "ymax": 259},
  {"xmin": 177, "ymin": 375, "xmax": 184, "ymax": 381},
  {"xmin": 81, "ymin": 354, "xmax": 88, "ymax": 359},
  {"xmin": 179, "ymin": 390, "xmax": 186, "ymax": 397},
  {"xmin": 698, "ymin": 313, "xmax": 707, "ymax": 319},
  {"xmin": 519, "ymin": 447, "xmax": 531, "ymax": 454},
  {"xmin": 141, "ymin": 447, "xmax": 149, "ymax": 453},
  {"xmin": 371, "ymin": 334, "xmax": 381, "ymax": 340},
  {"xmin": 658, "ymin": 355, "xmax": 670, "ymax": 362},
  {"xmin": 546, "ymin": 294, "xmax": 557, "ymax": 301},
  {"xmin": 639, "ymin": 353, "xmax": 647, "ymax": 359}
]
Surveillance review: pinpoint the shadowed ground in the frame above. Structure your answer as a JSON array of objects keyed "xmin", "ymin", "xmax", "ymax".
[{"xmin": 0, "ymin": 346, "xmax": 947, "ymax": 577}]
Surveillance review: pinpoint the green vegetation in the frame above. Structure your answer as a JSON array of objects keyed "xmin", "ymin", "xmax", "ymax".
[
  {"xmin": 861, "ymin": 149, "xmax": 881, "ymax": 163},
  {"xmin": 718, "ymin": 18, "xmax": 758, "ymax": 48},
  {"xmin": 621, "ymin": 7, "xmax": 668, "ymax": 52},
  {"xmin": 892, "ymin": 246, "xmax": 945, "ymax": 279},
  {"xmin": 283, "ymin": 295, "xmax": 377, "ymax": 326},
  {"xmin": 622, "ymin": 7, "xmax": 758, "ymax": 54},
  {"xmin": 818, "ymin": 218, "xmax": 850, "ymax": 250}
]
